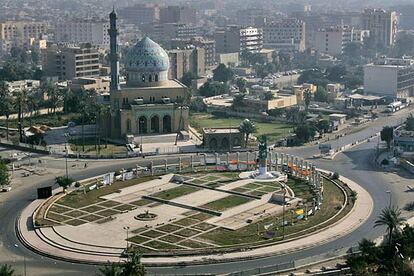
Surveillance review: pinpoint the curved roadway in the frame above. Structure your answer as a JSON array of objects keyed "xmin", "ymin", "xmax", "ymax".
[{"xmin": 0, "ymin": 109, "xmax": 411, "ymax": 275}]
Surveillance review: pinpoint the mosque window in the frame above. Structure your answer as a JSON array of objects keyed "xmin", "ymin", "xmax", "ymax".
[
  {"xmin": 142, "ymin": 74, "xmax": 145, "ymax": 82},
  {"xmin": 149, "ymin": 75, "xmax": 152, "ymax": 82},
  {"xmin": 155, "ymin": 74, "xmax": 158, "ymax": 81}
]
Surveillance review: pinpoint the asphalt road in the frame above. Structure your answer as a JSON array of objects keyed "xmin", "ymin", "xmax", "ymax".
[{"xmin": 0, "ymin": 108, "xmax": 412, "ymax": 275}]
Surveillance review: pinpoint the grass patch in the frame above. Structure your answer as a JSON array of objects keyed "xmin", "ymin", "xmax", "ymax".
[
  {"xmin": 157, "ymin": 224, "xmax": 182, "ymax": 233},
  {"xmin": 286, "ymin": 178, "xmax": 316, "ymax": 201},
  {"xmin": 201, "ymin": 175, "xmax": 221, "ymax": 181},
  {"xmin": 56, "ymin": 176, "xmax": 157, "ymax": 208},
  {"xmin": 113, "ymin": 204, "xmax": 136, "ymax": 212},
  {"xmin": 248, "ymin": 190, "xmax": 267, "ymax": 197},
  {"xmin": 49, "ymin": 205, "xmax": 72, "ymax": 214},
  {"xmin": 96, "ymin": 209, "xmax": 120, "ymax": 217},
  {"xmin": 192, "ymin": 222, "xmax": 216, "ymax": 231},
  {"xmin": 65, "ymin": 219, "xmax": 87, "ymax": 226},
  {"xmin": 175, "ymin": 228, "xmax": 201, "ymax": 238},
  {"xmin": 202, "ymin": 195, "xmax": 252, "ymax": 212},
  {"xmin": 191, "ymin": 179, "xmax": 206, "ymax": 185},
  {"xmin": 131, "ymin": 227, "xmax": 150, "ymax": 234},
  {"xmin": 190, "ymin": 112, "xmax": 294, "ymax": 143},
  {"xmin": 151, "ymin": 185, "xmax": 200, "ymax": 200},
  {"xmin": 80, "ymin": 214, "xmax": 102, "ymax": 222},
  {"xmin": 159, "ymin": 235, "xmax": 185, "ymax": 243},
  {"xmin": 244, "ymin": 183, "xmax": 261, "ymax": 190},
  {"xmin": 259, "ymin": 186, "xmax": 280, "ymax": 193},
  {"xmin": 70, "ymin": 137, "xmax": 127, "ymax": 155},
  {"xmin": 190, "ymin": 213, "xmax": 214, "ymax": 221},
  {"xmin": 179, "ymin": 239, "xmax": 211, "ymax": 248},
  {"xmin": 46, "ymin": 212, "xmax": 71, "ymax": 222},
  {"xmin": 65, "ymin": 210, "xmax": 88, "ymax": 218},
  {"xmin": 143, "ymin": 240, "xmax": 183, "ymax": 250},
  {"xmin": 81, "ymin": 205, "xmax": 104, "ymax": 213},
  {"xmin": 128, "ymin": 235, "xmax": 151, "ymax": 244},
  {"xmin": 130, "ymin": 199, "xmax": 153, "ymax": 206},
  {"xmin": 141, "ymin": 230, "xmax": 165, "ymax": 238},
  {"xmin": 175, "ymin": 218, "xmax": 199, "ymax": 227},
  {"xmin": 232, "ymin": 187, "xmax": 249, "ymax": 193},
  {"xmin": 99, "ymin": 200, "xmax": 121, "ymax": 208}
]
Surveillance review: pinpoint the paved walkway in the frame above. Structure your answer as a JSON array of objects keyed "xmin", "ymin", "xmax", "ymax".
[{"xmin": 17, "ymin": 171, "xmax": 374, "ymax": 265}]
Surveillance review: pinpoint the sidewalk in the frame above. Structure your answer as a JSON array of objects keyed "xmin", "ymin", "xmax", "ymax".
[{"xmin": 17, "ymin": 171, "xmax": 373, "ymax": 266}]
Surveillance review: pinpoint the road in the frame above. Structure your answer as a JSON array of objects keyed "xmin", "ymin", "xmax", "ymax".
[{"xmin": 0, "ymin": 108, "xmax": 413, "ymax": 275}]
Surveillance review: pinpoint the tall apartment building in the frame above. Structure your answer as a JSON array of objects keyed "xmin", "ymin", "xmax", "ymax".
[
  {"xmin": 118, "ymin": 4, "xmax": 159, "ymax": 25},
  {"xmin": 141, "ymin": 23, "xmax": 198, "ymax": 42},
  {"xmin": 0, "ymin": 21, "xmax": 47, "ymax": 54},
  {"xmin": 159, "ymin": 6, "xmax": 197, "ymax": 25},
  {"xmin": 170, "ymin": 36, "xmax": 216, "ymax": 69},
  {"xmin": 42, "ymin": 45, "xmax": 100, "ymax": 81},
  {"xmin": 263, "ymin": 18, "xmax": 306, "ymax": 52},
  {"xmin": 314, "ymin": 26, "xmax": 352, "ymax": 55},
  {"xmin": 364, "ymin": 56, "xmax": 414, "ymax": 99},
  {"xmin": 214, "ymin": 26, "xmax": 263, "ymax": 54},
  {"xmin": 168, "ymin": 47, "xmax": 205, "ymax": 79},
  {"xmin": 54, "ymin": 20, "xmax": 110, "ymax": 48},
  {"xmin": 362, "ymin": 9, "xmax": 398, "ymax": 48}
]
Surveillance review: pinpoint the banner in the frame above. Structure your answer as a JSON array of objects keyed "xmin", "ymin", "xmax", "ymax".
[
  {"xmin": 297, "ymin": 214, "xmax": 304, "ymax": 220},
  {"xmin": 264, "ymin": 223, "xmax": 273, "ymax": 230}
]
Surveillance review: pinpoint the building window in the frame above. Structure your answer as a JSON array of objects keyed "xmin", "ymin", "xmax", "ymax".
[
  {"xmin": 126, "ymin": 119, "xmax": 131, "ymax": 132},
  {"xmin": 149, "ymin": 75, "xmax": 152, "ymax": 82},
  {"xmin": 155, "ymin": 74, "xmax": 159, "ymax": 81},
  {"xmin": 142, "ymin": 74, "xmax": 145, "ymax": 82}
]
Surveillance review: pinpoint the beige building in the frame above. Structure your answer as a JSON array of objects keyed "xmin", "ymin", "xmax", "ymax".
[
  {"xmin": 0, "ymin": 21, "xmax": 47, "ymax": 54},
  {"xmin": 314, "ymin": 25, "xmax": 353, "ymax": 56},
  {"xmin": 362, "ymin": 9, "xmax": 398, "ymax": 48},
  {"xmin": 263, "ymin": 18, "xmax": 306, "ymax": 52},
  {"xmin": 170, "ymin": 37, "xmax": 216, "ymax": 69},
  {"xmin": 159, "ymin": 6, "xmax": 197, "ymax": 25},
  {"xmin": 215, "ymin": 26, "xmax": 263, "ymax": 54},
  {"xmin": 293, "ymin": 83, "xmax": 317, "ymax": 103},
  {"xmin": 42, "ymin": 45, "xmax": 101, "ymax": 81},
  {"xmin": 168, "ymin": 47, "xmax": 205, "ymax": 79},
  {"xmin": 54, "ymin": 20, "xmax": 110, "ymax": 48},
  {"xmin": 69, "ymin": 77, "xmax": 110, "ymax": 93}
]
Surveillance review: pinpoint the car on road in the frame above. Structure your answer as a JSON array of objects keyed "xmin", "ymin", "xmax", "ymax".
[{"xmin": 1, "ymin": 186, "xmax": 12, "ymax": 192}]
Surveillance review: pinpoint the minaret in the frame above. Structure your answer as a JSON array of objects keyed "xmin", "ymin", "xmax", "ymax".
[{"xmin": 109, "ymin": 8, "xmax": 120, "ymax": 91}]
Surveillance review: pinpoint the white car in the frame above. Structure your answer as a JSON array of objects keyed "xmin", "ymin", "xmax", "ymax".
[{"xmin": 1, "ymin": 186, "xmax": 12, "ymax": 192}]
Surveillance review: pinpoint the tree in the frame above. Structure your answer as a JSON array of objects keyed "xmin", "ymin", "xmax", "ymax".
[
  {"xmin": 405, "ymin": 114, "xmax": 414, "ymax": 131},
  {"xmin": 380, "ymin": 126, "xmax": 394, "ymax": 150},
  {"xmin": 119, "ymin": 252, "xmax": 146, "ymax": 276},
  {"xmin": 239, "ymin": 119, "xmax": 257, "ymax": 146},
  {"xmin": 374, "ymin": 206, "xmax": 406, "ymax": 246},
  {"xmin": 263, "ymin": 91, "xmax": 274, "ymax": 101},
  {"xmin": 0, "ymin": 264, "xmax": 15, "ymax": 276},
  {"xmin": 294, "ymin": 124, "xmax": 316, "ymax": 144},
  {"xmin": 189, "ymin": 97, "xmax": 207, "ymax": 112},
  {"xmin": 235, "ymin": 77, "xmax": 247, "ymax": 93},
  {"xmin": 0, "ymin": 82, "xmax": 14, "ymax": 140},
  {"xmin": 199, "ymin": 81, "xmax": 229, "ymax": 97},
  {"xmin": 0, "ymin": 161, "xmax": 10, "ymax": 187},
  {"xmin": 213, "ymin": 64, "xmax": 234, "ymax": 83},
  {"xmin": 326, "ymin": 65, "xmax": 347, "ymax": 82},
  {"xmin": 55, "ymin": 176, "xmax": 74, "ymax": 192},
  {"xmin": 304, "ymin": 89, "xmax": 312, "ymax": 111},
  {"xmin": 314, "ymin": 87, "xmax": 329, "ymax": 102},
  {"xmin": 316, "ymin": 119, "xmax": 330, "ymax": 133},
  {"xmin": 97, "ymin": 263, "xmax": 122, "ymax": 276},
  {"xmin": 14, "ymin": 89, "xmax": 28, "ymax": 142},
  {"xmin": 180, "ymin": 72, "xmax": 198, "ymax": 87},
  {"xmin": 232, "ymin": 94, "xmax": 245, "ymax": 110}
]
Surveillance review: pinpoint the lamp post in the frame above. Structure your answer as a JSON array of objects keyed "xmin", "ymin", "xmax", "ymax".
[
  {"xmin": 123, "ymin": 226, "xmax": 130, "ymax": 250},
  {"xmin": 386, "ymin": 190, "xmax": 392, "ymax": 208},
  {"xmin": 14, "ymin": 244, "xmax": 26, "ymax": 276},
  {"xmin": 64, "ymin": 133, "xmax": 69, "ymax": 180}
]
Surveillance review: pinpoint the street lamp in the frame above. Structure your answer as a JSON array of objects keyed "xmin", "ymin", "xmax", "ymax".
[
  {"xmin": 123, "ymin": 226, "xmax": 130, "ymax": 250},
  {"xmin": 63, "ymin": 133, "xmax": 69, "ymax": 180},
  {"xmin": 14, "ymin": 244, "xmax": 26, "ymax": 276}
]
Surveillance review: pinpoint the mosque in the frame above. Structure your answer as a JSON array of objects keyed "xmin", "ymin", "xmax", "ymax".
[{"xmin": 106, "ymin": 9, "xmax": 189, "ymax": 141}]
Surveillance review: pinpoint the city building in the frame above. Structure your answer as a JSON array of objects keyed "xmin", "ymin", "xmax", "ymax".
[
  {"xmin": 394, "ymin": 129, "xmax": 414, "ymax": 153},
  {"xmin": 263, "ymin": 19, "xmax": 306, "ymax": 52},
  {"xmin": 170, "ymin": 37, "xmax": 216, "ymax": 69},
  {"xmin": 202, "ymin": 128, "xmax": 243, "ymax": 150},
  {"xmin": 364, "ymin": 56, "xmax": 414, "ymax": 99},
  {"xmin": 362, "ymin": 9, "xmax": 398, "ymax": 48},
  {"xmin": 5, "ymin": 80, "xmax": 40, "ymax": 95},
  {"xmin": 54, "ymin": 20, "xmax": 110, "ymax": 48},
  {"xmin": 214, "ymin": 26, "xmax": 263, "ymax": 54},
  {"xmin": 0, "ymin": 21, "xmax": 47, "ymax": 54},
  {"xmin": 69, "ymin": 77, "xmax": 110, "ymax": 93},
  {"xmin": 141, "ymin": 23, "xmax": 198, "ymax": 42},
  {"xmin": 236, "ymin": 8, "xmax": 268, "ymax": 27},
  {"xmin": 42, "ymin": 44, "xmax": 101, "ymax": 81},
  {"xmin": 352, "ymin": 29, "xmax": 370, "ymax": 43},
  {"xmin": 159, "ymin": 6, "xmax": 197, "ymax": 25},
  {"xmin": 314, "ymin": 25, "xmax": 353, "ymax": 55},
  {"xmin": 105, "ymin": 10, "xmax": 189, "ymax": 140},
  {"xmin": 118, "ymin": 4, "xmax": 159, "ymax": 25},
  {"xmin": 168, "ymin": 47, "xmax": 205, "ymax": 79}
]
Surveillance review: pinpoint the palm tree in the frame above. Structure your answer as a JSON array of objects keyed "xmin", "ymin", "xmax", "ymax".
[
  {"xmin": 304, "ymin": 89, "xmax": 312, "ymax": 112},
  {"xmin": 0, "ymin": 264, "xmax": 15, "ymax": 276},
  {"xmin": 97, "ymin": 263, "xmax": 122, "ymax": 276},
  {"xmin": 27, "ymin": 90, "xmax": 40, "ymax": 127},
  {"xmin": 0, "ymin": 82, "xmax": 14, "ymax": 140},
  {"xmin": 374, "ymin": 206, "xmax": 406, "ymax": 246},
  {"xmin": 120, "ymin": 252, "xmax": 146, "ymax": 276},
  {"xmin": 239, "ymin": 119, "xmax": 257, "ymax": 147},
  {"xmin": 14, "ymin": 89, "xmax": 28, "ymax": 142}
]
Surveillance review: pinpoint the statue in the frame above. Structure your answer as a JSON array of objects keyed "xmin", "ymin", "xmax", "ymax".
[{"xmin": 258, "ymin": 135, "xmax": 268, "ymax": 176}]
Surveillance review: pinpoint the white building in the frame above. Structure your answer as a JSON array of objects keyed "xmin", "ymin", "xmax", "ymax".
[
  {"xmin": 215, "ymin": 26, "xmax": 263, "ymax": 54},
  {"xmin": 54, "ymin": 20, "xmax": 110, "ymax": 48},
  {"xmin": 314, "ymin": 26, "xmax": 352, "ymax": 56},
  {"xmin": 364, "ymin": 56, "xmax": 414, "ymax": 99},
  {"xmin": 263, "ymin": 18, "xmax": 306, "ymax": 52}
]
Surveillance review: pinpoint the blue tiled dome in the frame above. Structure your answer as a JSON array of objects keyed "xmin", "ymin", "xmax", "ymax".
[{"xmin": 125, "ymin": 36, "xmax": 169, "ymax": 73}]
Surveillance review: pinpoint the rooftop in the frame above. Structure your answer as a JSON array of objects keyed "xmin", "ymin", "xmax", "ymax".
[{"xmin": 202, "ymin": 128, "xmax": 241, "ymax": 134}]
